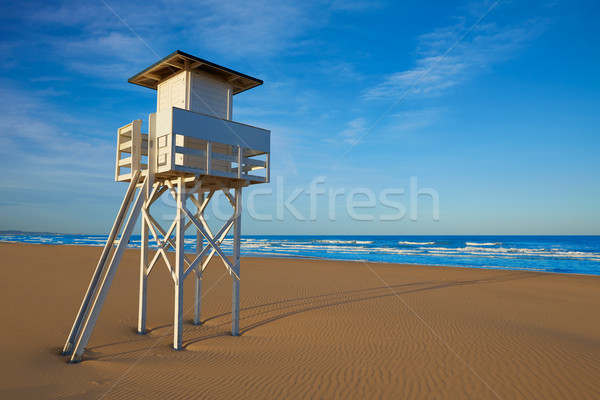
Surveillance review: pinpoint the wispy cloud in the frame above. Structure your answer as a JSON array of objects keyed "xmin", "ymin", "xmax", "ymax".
[
  {"xmin": 32, "ymin": 1, "xmax": 317, "ymax": 55},
  {"xmin": 60, "ymin": 32, "xmax": 147, "ymax": 62},
  {"xmin": 334, "ymin": 118, "xmax": 368, "ymax": 145},
  {"xmin": 187, "ymin": 0, "xmax": 313, "ymax": 57},
  {"xmin": 0, "ymin": 85, "xmax": 114, "ymax": 194},
  {"xmin": 388, "ymin": 108, "xmax": 443, "ymax": 133},
  {"xmin": 0, "ymin": 86, "xmax": 117, "ymax": 232},
  {"xmin": 14, "ymin": 0, "xmax": 332, "ymax": 82},
  {"xmin": 365, "ymin": 17, "xmax": 546, "ymax": 100},
  {"xmin": 8, "ymin": 0, "xmax": 388, "ymax": 89},
  {"xmin": 328, "ymin": 107, "xmax": 442, "ymax": 152},
  {"xmin": 328, "ymin": 0, "xmax": 383, "ymax": 12},
  {"xmin": 315, "ymin": 59, "xmax": 365, "ymax": 83}
]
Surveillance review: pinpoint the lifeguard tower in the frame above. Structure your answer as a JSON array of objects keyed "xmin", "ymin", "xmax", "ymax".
[{"xmin": 62, "ymin": 51, "xmax": 270, "ymax": 363}]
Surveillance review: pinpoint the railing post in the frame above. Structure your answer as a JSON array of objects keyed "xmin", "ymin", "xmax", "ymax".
[
  {"xmin": 131, "ymin": 119, "xmax": 142, "ymax": 173},
  {"xmin": 206, "ymin": 142, "xmax": 212, "ymax": 175},
  {"xmin": 237, "ymin": 146, "xmax": 242, "ymax": 179},
  {"xmin": 169, "ymin": 134, "xmax": 175, "ymax": 171},
  {"xmin": 266, "ymin": 153, "xmax": 270, "ymax": 183}
]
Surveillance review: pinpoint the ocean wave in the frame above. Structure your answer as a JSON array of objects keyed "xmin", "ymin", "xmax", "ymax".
[
  {"xmin": 314, "ymin": 239, "xmax": 374, "ymax": 244},
  {"xmin": 449, "ymin": 246, "xmax": 600, "ymax": 260},
  {"xmin": 280, "ymin": 244, "xmax": 368, "ymax": 252},
  {"xmin": 2, "ymin": 234, "xmax": 598, "ymax": 275},
  {"xmin": 238, "ymin": 242, "xmax": 423, "ymax": 256}
]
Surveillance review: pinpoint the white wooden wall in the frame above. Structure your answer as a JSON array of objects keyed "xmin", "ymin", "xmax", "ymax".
[
  {"xmin": 156, "ymin": 71, "xmax": 233, "ymax": 121},
  {"xmin": 189, "ymin": 72, "xmax": 232, "ymax": 120},
  {"xmin": 157, "ymin": 71, "xmax": 187, "ymax": 112}
]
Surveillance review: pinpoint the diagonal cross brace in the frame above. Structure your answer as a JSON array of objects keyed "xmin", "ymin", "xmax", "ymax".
[
  {"xmin": 143, "ymin": 210, "xmax": 190, "ymax": 279},
  {"xmin": 183, "ymin": 215, "xmax": 235, "ymax": 279},
  {"xmin": 181, "ymin": 204, "xmax": 239, "ymax": 279}
]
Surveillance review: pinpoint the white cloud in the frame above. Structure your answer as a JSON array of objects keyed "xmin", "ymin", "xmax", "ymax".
[
  {"xmin": 334, "ymin": 117, "xmax": 367, "ymax": 145},
  {"xmin": 33, "ymin": 0, "xmax": 318, "ymax": 56},
  {"xmin": 188, "ymin": 0, "xmax": 313, "ymax": 57},
  {"xmin": 328, "ymin": 0, "xmax": 383, "ymax": 12},
  {"xmin": 17, "ymin": 0, "xmax": 332, "ymax": 82},
  {"xmin": 266, "ymin": 124, "xmax": 303, "ymax": 176},
  {"xmin": 30, "ymin": 2, "xmax": 111, "ymax": 27},
  {"xmin": 388, "ymin": 108, "xmax": 443, "ymax": 133},
  {"xmin": 315, "ymin": 59, "xmax": 365, "ymax": 83},
  {"xmin": 365, "ymin": 16, "xmax": 546, "ymax": 100},
  {"xmin": 0, "ymin": 86, "xmax": 115, "ymax": 196},
  {"xmin": 61, "ymin": 32, "xmax": 146, "ymax": 61}
]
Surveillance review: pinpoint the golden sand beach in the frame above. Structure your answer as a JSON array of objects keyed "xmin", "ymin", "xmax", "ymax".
[{"xmin": 0, "ymin": 243, "xmax": 598, "ymax": 399}]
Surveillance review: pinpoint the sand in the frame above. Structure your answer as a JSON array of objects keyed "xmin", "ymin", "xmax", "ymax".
[{"xmin": 0, "ymin": 243, "xmax": 598, "ymax": 399}]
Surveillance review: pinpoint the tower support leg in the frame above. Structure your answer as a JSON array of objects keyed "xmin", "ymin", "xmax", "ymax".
[
  {"xmin": 232, "ymin": 186, "xmax": 242, "ymax": 336},
  {"xmin": 174, "ymin": 176, "xmax": 186, "ymax": 350},
  {"xmin": 194, "ymin": 191, "xmax": 204, "ymax": 325},
  {"xmin": 138, "ymin": 198, "xmax": 149, "ymax": 334},
  {"xmin": 194, "ymin": 271, "xmax": 202, "ymax": 325}
]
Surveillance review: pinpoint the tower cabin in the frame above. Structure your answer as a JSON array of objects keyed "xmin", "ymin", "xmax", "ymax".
[{"xmin": 116, "ymin": 50, "xmax": 270, "ymax": 186}]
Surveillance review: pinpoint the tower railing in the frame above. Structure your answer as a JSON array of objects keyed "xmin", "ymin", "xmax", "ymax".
[
  {"xmin": 115, "ymin": 108, "xmax": 269, "ymax": 184},
  {"xmin": 115, "ymin": 120, "xmax": 148, "ymax": 182}
]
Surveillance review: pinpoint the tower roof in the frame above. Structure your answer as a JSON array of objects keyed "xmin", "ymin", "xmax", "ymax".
[{"xmin": 128, "ymin": 50, "xmax": 263, "ymax": 95}]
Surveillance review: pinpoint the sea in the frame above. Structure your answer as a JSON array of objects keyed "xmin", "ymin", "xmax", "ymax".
[{"xmin": 1, "ymin": 234, "xmax": 599, "ymax": 276}]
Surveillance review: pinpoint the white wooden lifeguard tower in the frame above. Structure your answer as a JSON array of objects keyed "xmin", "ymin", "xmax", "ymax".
[{"xmin": 62, "ymin": 50, "xmax": 270, "ymax": 363}]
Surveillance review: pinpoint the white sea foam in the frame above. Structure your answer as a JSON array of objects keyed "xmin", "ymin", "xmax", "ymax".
[
  {"xmin": 398, "ymin": 241, "xmax": 435, "ymax": 245},
  {"xmin": 446, "ymin": 246, "xmax": 600, "ymax": 260},
  {"xmin": 315, "ymin": 239, "xmax": 374, "ymax": 244}
]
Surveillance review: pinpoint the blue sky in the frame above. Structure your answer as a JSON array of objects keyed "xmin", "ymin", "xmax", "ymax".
[{"xmin": 0, "ymin": 0, "xmax": 598, "ymax": 235}]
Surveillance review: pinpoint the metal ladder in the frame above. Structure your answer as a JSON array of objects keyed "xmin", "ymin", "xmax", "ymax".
[{"xmin": 62, "ymin": 169, "xmax": 147, "ymax": 363}]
